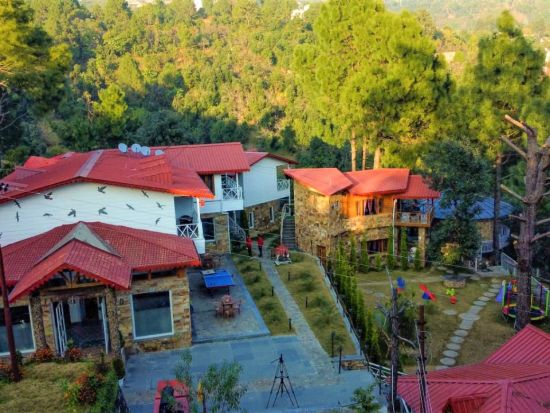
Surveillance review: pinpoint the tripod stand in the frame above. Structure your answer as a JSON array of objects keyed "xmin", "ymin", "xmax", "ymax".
[{"xmin": 266, "ymin": 354, "xmax": 299, "ymax": 408}]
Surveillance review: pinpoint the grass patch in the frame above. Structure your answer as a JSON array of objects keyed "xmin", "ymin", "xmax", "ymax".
[
  {"xmin": 232, "ymin": 254, "xmax": 293, "ymax": 335},
  {"xmin": 356, "ymin": 269, "xmax": 516, "ymax": 369},
  {"xmin": 277, "ymin": 253, "xmax": 357, "ymax": 355},
  {"xmin": 0, "ymin": 362, "xmax": 89, "ymax": 413}
]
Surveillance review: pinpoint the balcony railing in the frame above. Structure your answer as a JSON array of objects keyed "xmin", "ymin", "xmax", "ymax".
[
  {"xmin": 177, "ymin": 223, "xmax": 200, "ymax": 239},
  {"xmin": 277, "ymin": 179, "xmax": 290, "ymax": 191},
  {"xmin": 222, "ymin": 185, "xmax": 243, "ymax": 200},
  {"xmin": 395, "ymin": 207, "xmax": 434, "ymax": 226}
]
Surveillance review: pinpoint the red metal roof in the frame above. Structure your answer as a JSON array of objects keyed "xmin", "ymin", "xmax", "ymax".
[
  {"xmin": 5, "ymin": 222, "xmax": 200, "ymax": 302},
  {"xmin": 0, "ymin": 142, "xmax": 256, "ymax": 203},
  {"xmin": 398, "ymin": 325, "xmax": 550, "ymax": 413},
  {"xmin": 345, "ymin": 169, "xmax": 410, "ymax": 195},
  {"xmin": 245, "ymin": 151, "xmax": 297, "ymax": 166},
  {"xmin": 393, "ymin": 175, "xmax": 441, "ymax": 199},
  {"xmin": 284, "ymin": 168, "xmax": 353, "ymax": 196}
]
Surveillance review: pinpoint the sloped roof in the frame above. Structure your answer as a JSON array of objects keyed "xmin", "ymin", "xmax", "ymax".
[
  {"xmin": 5, "ymin": 222, "xmax": 200, "ymax": 302},
  {"xmin": 284, "ymin": 168, "xmax": 353, "ymax": 196},
  {"xmin": 345, "ymin": 169, "xmax": 410, "ymax": 196},
  {"xmin": 394, "ymin": 175, "xmax": 440, "ymax": 199},
  {"xmin": 244, "ymin": 151, "xmax": 297, "ymax": 166},
  {"xmin": 0, "ymin": 143, "xmax": 255, "ymax": 203},
  {"xmin": 398, "ymin": 325, "xmax": 550, "ymax": 413},
  {"xmin": 434, "ymin": 197, "xmax": 514, "ymax": 220}
]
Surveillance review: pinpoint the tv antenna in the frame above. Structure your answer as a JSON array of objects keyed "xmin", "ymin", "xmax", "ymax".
[{"xmin": 265, "ymin": 354, "xmax": 299, "ymax": 409}]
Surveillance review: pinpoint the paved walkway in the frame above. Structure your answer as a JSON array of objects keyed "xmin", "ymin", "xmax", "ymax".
[{"xmin": 437, "ymin": 280, "xmax": 502, "ymax": 369}]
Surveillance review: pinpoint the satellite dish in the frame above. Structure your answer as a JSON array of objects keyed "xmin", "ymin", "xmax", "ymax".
[
  {"xmin": 155, "ymin": 149, "xmax": 165, "ymax": 156},
  {"xmin": 130, "ymin": 143, "xmax": 141, "ymax": 153},
  {"xmin": 141, "ymin": 146, "xmax": 151, "ymax": 156},
  {"xmin": 118, "ymin": 143, "xmax": 128, "ymax": 153}
]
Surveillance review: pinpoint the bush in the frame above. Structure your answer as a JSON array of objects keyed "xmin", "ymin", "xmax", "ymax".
[
  {"xmin": 0, "ymin": 361, "xmax": 21, "ymax": 382},
  {"xmin": 66, "ymin": 372, "xmax": 105, "ymax": 405},
  {"xmin": 65, "ymin": 347, "xmax": 83, "ymax": 362},
  {"xmin": 89, "ymin": 371, "xmax": 118, "ymax": 413},
  {"xmin": 32, "ymin": 347, "xmax": 55, "ymax": 363},
  {"xmin": 375, "ymin": 254, "xmax": 382, "ymax": 271},
  {"xmin": 94, "ymin": 353, "xmax": 110, "ymax": 376},
  {"xmin": 414, "ymin": 247, "xmax": 422, "ymax": 271},
  {"xmin": 112, "ymin": 357, "xmax": 125, "ymax": 380},
  {"xmin": 310, "ymin": 295, "xmax": 329, "ymax": 309}
]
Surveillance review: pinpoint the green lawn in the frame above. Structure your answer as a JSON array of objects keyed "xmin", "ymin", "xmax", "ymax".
[
  {"xmin": 0, "ymin": 362, "xmax": 88, "ymax": 413},
  {"xmin": 232, "ymin": 254, "xmax": 293, "ymax": 335},
  {"xmin": 276, "ymin": 252, "xmax": 357, "ymax": 356},
  {"xmin": 356, "ymin": 267, "xmax": 516, "ymax": 370}
]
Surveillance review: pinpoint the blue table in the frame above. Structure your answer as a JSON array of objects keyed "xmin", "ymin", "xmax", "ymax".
[{"xmin": 203, "ymin": 270, "xmax": 235, "ymax": 293}]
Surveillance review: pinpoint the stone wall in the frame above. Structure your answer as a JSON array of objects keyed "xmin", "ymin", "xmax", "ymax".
[
  {"xmin": 477, "ymin": 220, "xmax": 493, "ymax": 241},
  {"xmin": 117, "ymin": 271, "xmax": 191, "ymax": 353},
  {"xmin": 204, "ymin": 213, "xmax": 230, "ymax": 253},
  {"xmin": 244, "ymin": 199, "xmax": 283, "ymax": 233}
]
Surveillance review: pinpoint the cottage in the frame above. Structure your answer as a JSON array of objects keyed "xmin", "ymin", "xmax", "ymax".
[{"xmin": 284, "ymin": 168, "xmax": 440, "ymax": 265}]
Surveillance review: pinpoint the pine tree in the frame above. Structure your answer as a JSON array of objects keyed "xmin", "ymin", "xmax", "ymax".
[
  {"xmin": 400, "ymin": 229, "xmax": 408, "ymax": 270},
  {"xmin": 414, "ymin": 246, "xmax": 422, "ymax": 271}
]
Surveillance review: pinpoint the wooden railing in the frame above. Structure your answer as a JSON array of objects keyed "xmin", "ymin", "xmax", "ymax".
[{"xmin": 395, "ymin": 206, "xmax": 434, "ymax": 226}]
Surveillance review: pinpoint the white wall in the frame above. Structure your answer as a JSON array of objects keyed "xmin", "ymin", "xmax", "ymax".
[
  {"xmin": 243, "ymin": 157, "xmax": 290, "ymax": 207},
  {"xmin": 0, "ymin": 182, "xmax": 178, "ymax": 246}
]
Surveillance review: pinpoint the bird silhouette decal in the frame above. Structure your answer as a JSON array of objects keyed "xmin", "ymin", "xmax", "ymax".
[
  {"xmin": 155, "ymin": 217, "xmax": 161, "ymax": 225},
  {"xmin": 156, "ymin": 202, "xmax": 165, "ymax": 209},
  {"xmin": 126, "ymin": 204, "xmax": 135, "ymax": 210},
  {"xmin": 44, "ymin": 192, "xmax": 53, "ymax": 200},
  {"xmin": 141, "ymin": 190, "xmax": 149, "ymax": 198},
  {"xmin": 43, "ymin": 213, "xmax": 52, "ymax": 217},
  {"xmin": 98, "ymin": 207, "xmax": 107, "ymax": 215},
  {"xmin": 97, "ymin": 186, "xmax": 107, "ymax": 193},
  {"xmin": 68, "ymin": 209, "xmax": 76, "ymax": 217},
  {"xmin": 13, "ymin": 199, "xmax": 21, "ymax": 208},
  {"xmin": 15, "ymin": 211, "xmax": 19, "ymax": 222}
]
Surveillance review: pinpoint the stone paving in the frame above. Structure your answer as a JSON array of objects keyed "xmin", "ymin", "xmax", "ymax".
[{"xmin": 437, "ymin": 280, "xmax": 501, "ymax": 369}]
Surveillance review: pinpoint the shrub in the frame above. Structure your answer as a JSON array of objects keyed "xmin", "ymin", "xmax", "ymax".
[
  {"xmin": 94, "ymin": 353, "xmax": 110, "ymax": 376},
  {"xmin": 375, "ymin": 254, "xmax": 382, "ymax": 271},
  {"xmin": 112, "ymin": 357, "xmax": 125, "ymax": 380},
  {"xmin": 89, "ymin": 371, "xmax": 118, "ymax": 413},
  {"xmin": 0, "ymin": 361, "xmax": 20, "ymax": 382},
  {"xmin": 65, "ymin": 347, "xmax": 83, "ymax": 362},
  {"xmin": 414, "ymin": 247, "xmax": 422, "ymax": 271},
  {"xmin": 310, "ymin": 295, "xmax": 329, "ymax": 309},
  {"xmin": 65, "ymin": 372, "xmax": 105, "ymax": 406},
  {"xmin": 32, "ymin": 347, "xmax": 55, "ymax": 363}
]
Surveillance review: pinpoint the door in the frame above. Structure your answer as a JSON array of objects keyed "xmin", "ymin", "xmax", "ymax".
[
  {"xmin": 53, "ymin": 302, "xmax": 68, "ymax": 356},
  {"xmin": 317, "ymin": 245, "xmax": 327, "ymax": 269},
  {"xmin": 99, "ymin": 297, "xmax": 110, "ymax": 354}
]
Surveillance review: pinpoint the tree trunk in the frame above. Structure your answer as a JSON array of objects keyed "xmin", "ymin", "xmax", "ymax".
[
  {"xmin": 361, "ymin": 136, "xmax": 367, "ymax": 170},
  {"xmin": 493, "ymin": 153, "xmax": 503, "ymax": 265},
  {"xmin": 373, "ymin": 147, "xmax": 383, "ymax": 169},
  {"xmin": 350, "ymin": 130, "xmax": 357, "ymax": 171}
]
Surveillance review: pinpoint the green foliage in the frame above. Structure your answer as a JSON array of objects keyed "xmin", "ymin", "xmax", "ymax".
[
  {"xmin": 413, "ymin": 246, "xmax": 422, "ymax": 271},
  {"xmin": 351, "ymin": 384, "xmax": 381, "ymax": 413},
  {"xmin": 359, "ymin": 237, "xmax": 369, "ymax": 273},
  {"xmin": 386, "ymin": 227, "xmax": 395, "ymax": 270},
  {"xmin": 375, "ymin": 254, "xmax": 382, "ymax": 271},
  {"xmin": 112, "ymin": 357, "xmax": 125, "ymax": 380},
  {"xmin": 400, "ymin": 229, "xmax": 408, "ymax": 270},
  {"xmin": 349, "ymin": 237, "xmax": 357, "ymax": 272}
]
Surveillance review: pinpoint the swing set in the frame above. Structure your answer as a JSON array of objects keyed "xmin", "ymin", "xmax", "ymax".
[{"xmin": 498, "ymin": 278, "xmax": 549, "ymax": 322}]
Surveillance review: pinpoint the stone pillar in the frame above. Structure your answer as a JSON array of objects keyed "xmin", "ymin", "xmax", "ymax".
[
  {"xmin": 418, "ymin": 227, "xmax": 427, "ymax": 268},
  {"xmin": 30, "ymin": 294, "xmax": 48, "ymax": 350},
  {"xmin": 105, "ymin": 287, "xmax": 121, "ymax": 354}
]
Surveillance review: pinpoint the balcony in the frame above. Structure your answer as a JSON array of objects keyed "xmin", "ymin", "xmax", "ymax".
[
  {"xmin": 480, "ymin": 226, "xmax": 511, "ymax": 254},
  {"xmin": 277, "ymin": 179, "xmax": 290, "ymax": 191},
  {"xmin": 339, "ymin": 213, "xmax": 393, "ymax": 234},
  {"xmin": 177, "ymin": 223, "xmax": 200, "ymax": 239},
  {"xmin": 222, "ymin": 185, "xmax": 243, "ymax": 200},
  {"xmin": 395, "ymin": 207, "xmax": 434, "ymax": 227}
]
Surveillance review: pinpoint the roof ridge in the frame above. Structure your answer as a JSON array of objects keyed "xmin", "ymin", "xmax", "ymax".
[{"xmin": 77, "ymin": 150, "xmax": 103, "ymax": 177}]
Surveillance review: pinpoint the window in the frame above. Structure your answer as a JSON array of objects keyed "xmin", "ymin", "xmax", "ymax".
[
  {"xmin": 200, "ymin": 175, "xmax": 215, "ymax": 194},
  {"xmin": 131, "ymin": 291, "xmax": 173, "ymax": 339},
  {"xmin": 248, "ymin": 211, "xmax": 255, "ymax": 228},
  {"xmin": 269, "ymin": 206, "xmax": 275, "ymax": 223},
  {"xmin": 356, "ymin": 198, "xmax": 383, "ymax": 216},
  {"xmin": 0, "ymin": 305, "xmax": 34, "ymax": 354},
  {"xmin": 202, "ymin": 217, "xmax": 215, "ymax": 241}
]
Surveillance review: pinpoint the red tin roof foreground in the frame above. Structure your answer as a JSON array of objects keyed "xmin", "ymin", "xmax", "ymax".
[
  {"xmin": 398, "ymin": 325, "xmax": 550, "ymax": 413},
  {"xmin": 5, "ymin": 222, "xmax": 200, "ymax": 302},
  {"xmin": 284, "ymin": 168, "xmax": 440, "ymax": 199}
]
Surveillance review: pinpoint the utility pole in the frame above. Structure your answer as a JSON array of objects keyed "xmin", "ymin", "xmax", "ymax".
[
  {"xmin": 499, "ymin": 115, "xmax": 550, "ymax": 330},
  {"xmin": 389, "ymin": 287, "xmax": 400, "ymax": 412},
  {"xmin": 416, "ymin": 305, "xmax": 428, "ymax": 413},
  {"xmin": 0, "ymin": 244, "xmax": 21, "ymax": 381}
]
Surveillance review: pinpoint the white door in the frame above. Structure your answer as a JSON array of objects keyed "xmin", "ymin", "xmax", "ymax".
[
  {"xmin": 100, "ymin": 297, "xmax": 110, "ymax": 354},
  {"xmin": 54, "ymin": 302, "xmax": 68, "ymax": 356}
]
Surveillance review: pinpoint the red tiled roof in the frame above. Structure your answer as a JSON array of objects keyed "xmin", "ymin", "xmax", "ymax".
[
  {"xmin": 1, "ymin": 143, "xmax": 254, "ymax": 203},
  {"xmin": 345, "ymin": 169, "xmax": 410, "ymax": 196},
  {"xmin": 398, "ymin": 325, "xmax": 550, "ymax": 413},
  {"xmin": 245, "ymin": 151, "xmax": 297, "ymax": 166},
  {"xmin": 393, "ymin": 175, "xmax": 441, "ymax": 199},
  {"xmin": 284, "ymin": 168, "xmax": 353, "ymax": 196},
  {"xmin": 5, "ymin": 222, "xmax": 200, "ymax": 302}
]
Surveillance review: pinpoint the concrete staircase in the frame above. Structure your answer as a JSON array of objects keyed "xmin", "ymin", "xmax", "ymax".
[{"xmin": 282, "ymin": 216, "xmax": 297, "ymax": 249}]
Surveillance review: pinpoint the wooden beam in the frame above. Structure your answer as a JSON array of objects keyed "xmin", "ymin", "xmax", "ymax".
[
  {"xmin": 501, "ymin": 184, "xmax": 524, "ymax": 202},
  {"xmin": 532, "ymin": 231, "xmax": 550, "ymax": 243},
  {"xmin": 499, "ymin": 135, "xmax": 527, "ymax": 160}
]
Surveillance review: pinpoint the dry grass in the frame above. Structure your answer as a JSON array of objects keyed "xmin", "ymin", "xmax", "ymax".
[
  {"xmin": 276, "ymin": 252, "xmax": 357, "ymax": 355},
  {"xmin": 0, "ymin": 362, "xmax": 89, "ymax": 413},
  {"xmin": 232, "ymin": 254, "xmax": 292, "ymax": 335}
]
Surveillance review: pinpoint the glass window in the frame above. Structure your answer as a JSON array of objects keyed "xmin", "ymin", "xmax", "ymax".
[
  {"xmin": 202, "ymin": 218, "xmax": 215, "ymax": 241},
  {"xmin": 269, "ymin": 206, "xmax": 275, "ymax": 222},
  {"xmin": 132, "ymin": 292, "xmax": 173, "ymax": 339},
  {"xmin": 248, "ymin": 211, "xmax": 255, "ymax": 228},
  {"xmin": 0, "ymin": 305, "xmax": 34, "ymax": 354}
]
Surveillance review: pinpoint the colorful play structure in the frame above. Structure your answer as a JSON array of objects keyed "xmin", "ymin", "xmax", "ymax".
[{"xmin": 497, "ymin": 278, "xmax": 550, "ymax": 322}]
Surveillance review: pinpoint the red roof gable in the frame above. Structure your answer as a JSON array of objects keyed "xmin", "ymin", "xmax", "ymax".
[
  {"xmin": 393, "ymin": 175, "xmax": 441, "ymax": 199},
  {"xmin": 245, "ymin": 151, "xmax": 297, "ymax": 166},
  {"xmin": 345, "ymin": 169, "xmax": 410, "ymax": 196},
  {"xmin": 0, "ymin": 143, "xmax": 255, "ymax": 203},
  {"xmin": 398, "ymin": 325, "xmax": 550, "ymax": 413},
  {"xmin": 284, "ymin": 168, "xmax": 353, "ymax": 196},
  {"xmin": 5, "ymin": 222, "xmax": 200, "ymax": 302}
]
